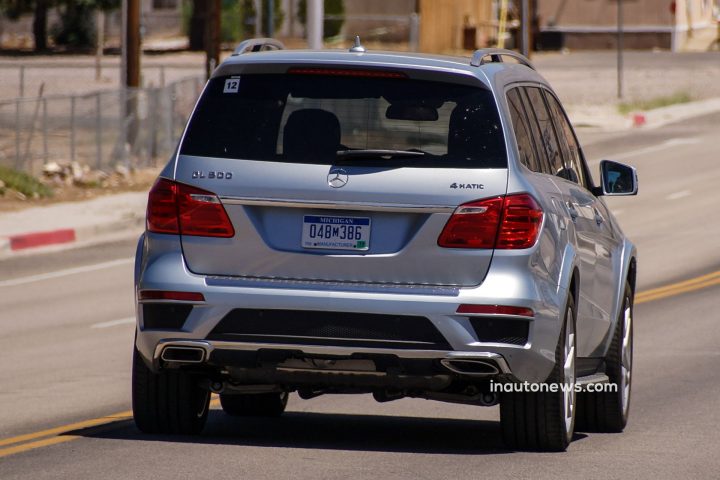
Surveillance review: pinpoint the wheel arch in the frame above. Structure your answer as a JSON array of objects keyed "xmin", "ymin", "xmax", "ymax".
[{"xmin": 599, "ymin": 239, "xmax": 637, "ymax": 359}]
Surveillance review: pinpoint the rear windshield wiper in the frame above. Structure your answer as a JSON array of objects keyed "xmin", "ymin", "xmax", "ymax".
[{"xmin": 336, "ymin": 149, "xmax": 427, "ymax": 159}]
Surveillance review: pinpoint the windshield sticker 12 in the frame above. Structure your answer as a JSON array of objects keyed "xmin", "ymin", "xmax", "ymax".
[{"xmin": 223, "ymin": 77, "xmax": 240, "ymax": 93}]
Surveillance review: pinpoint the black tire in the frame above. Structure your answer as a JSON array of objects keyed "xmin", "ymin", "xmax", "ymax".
[
  {"xmin": 500, "ymin": 294, "xmax": 577, "ymax": 451},
  {"xmin": 132, "ymin": 347, "xmax": 210, "ymax": 434},
  {"xmin": 220, "ymin": 392, "xmax": 289, "ymax": 417},
  {"xmin": 576, "ymin": 282, "xmax": 633, "ymax": 433}
]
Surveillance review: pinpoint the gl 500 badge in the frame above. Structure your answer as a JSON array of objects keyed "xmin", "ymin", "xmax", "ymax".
[{"xmin": 192, "ymin": 171, "xmax": 233, "ymax": 180}]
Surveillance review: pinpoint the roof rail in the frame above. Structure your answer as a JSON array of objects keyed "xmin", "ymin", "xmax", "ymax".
[
  {"xmin": 470, "ymin": 49, "xmax": 535, "ymax": 70},
  {"xmin": 231, "ymin": 38, "xmax": 285, "ymax": 56}
]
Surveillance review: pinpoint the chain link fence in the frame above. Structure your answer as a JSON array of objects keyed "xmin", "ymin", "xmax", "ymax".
[{"xmin": 0, "ymin": 75, "xmax": 204, "ymax": 176}]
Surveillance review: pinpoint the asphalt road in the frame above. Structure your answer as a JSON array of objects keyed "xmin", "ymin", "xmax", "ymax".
[{"xmin": 1, "ymin": 114, "xmax": 719, "ymax": 478}]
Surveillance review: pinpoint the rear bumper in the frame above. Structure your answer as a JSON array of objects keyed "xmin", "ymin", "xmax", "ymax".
[{"xmin": 135, "ymin": 233, "xmax": 566, "ymax": 384}]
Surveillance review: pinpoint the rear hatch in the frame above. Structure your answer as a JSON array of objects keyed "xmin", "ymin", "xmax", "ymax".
[{"xmin": 175, "ymin": 70, "xmax": 508, "ymax": 286}]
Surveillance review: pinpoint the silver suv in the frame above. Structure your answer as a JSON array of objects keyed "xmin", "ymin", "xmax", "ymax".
[{"xmin": 132, "ymin": 38, "xmax": 638, "ymax": 451}]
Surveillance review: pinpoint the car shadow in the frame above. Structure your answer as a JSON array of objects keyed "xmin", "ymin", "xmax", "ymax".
[{"xmin": 64, "ymin": 409, "xmax": 587, "ymax": 455}]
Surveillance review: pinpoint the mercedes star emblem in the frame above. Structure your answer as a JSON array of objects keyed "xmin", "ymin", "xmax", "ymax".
[{"xmin": 327, "ymin": 168, "xmax": 349, "ymax": 188}]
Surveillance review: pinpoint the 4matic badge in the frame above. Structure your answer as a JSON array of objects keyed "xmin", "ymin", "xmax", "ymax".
[{"xmin": 450, "ymin": 182, "xmax": 484, "ymax": 190}]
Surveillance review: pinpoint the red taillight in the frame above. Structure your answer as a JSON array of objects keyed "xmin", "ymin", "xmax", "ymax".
[
  {"xmin": 146, "ymin": 178, "xmax": 235, "ymax": 238},
  {"xmin": 287, "ymin": 67, "xmax": 407, "ymax": 79},
  {"xmin": 437, "ymin": 197, "xmax": 504, "ymax": 248},
  {"xmin": 457, "ymin": 304, "xmax": 534, "ymax": 317},
  {"xmin": 496, "ymin": 194, "xmax": 543, "ymax": 249},
  {"xmin": 138, "ymin": 290, "xmax": 205, "ymax": 301},
  {"xmin": 438, "ymin": 193, "xmax": 543, "ymax": 250},
  {"xmin": 146, "ymin": 178, "xmax": 179, "ymax": 234},
  {"xmin": 176, "ymin": 183, "xmax": 235, "ymax": 237}
]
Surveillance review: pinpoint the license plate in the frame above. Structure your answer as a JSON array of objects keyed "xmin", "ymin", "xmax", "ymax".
[{"xmin": 302, "ymin": 215, "xmax": 371, "ymax": 251}]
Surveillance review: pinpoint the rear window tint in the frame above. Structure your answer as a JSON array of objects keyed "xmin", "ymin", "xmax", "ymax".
[{"xmin": 179, "ymin": 74, "xmax": 506, "ymax": 169}]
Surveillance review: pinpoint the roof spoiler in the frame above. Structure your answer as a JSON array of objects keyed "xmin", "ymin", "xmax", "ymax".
[
  {"xmin": 470, "ymin": 48, "xmax": 535, "ymax": 70},
  {"xmin": 231, "ymin": 38, "xmax": 285, "ymax": 56}
]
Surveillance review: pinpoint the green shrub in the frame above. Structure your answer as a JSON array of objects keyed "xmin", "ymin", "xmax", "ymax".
[
  {"xmin": 0, "ymin": 166, "xmax": 53, "ymax": 198},
  {"xmin": 183, "ymin": 0, "xmax": 284, "ymax": 45},
  {"xmin": 618, "ymin": 92, "xmax": 693, "ymax": 115}
]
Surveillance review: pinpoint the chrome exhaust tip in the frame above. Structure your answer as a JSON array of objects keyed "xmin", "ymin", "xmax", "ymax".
[
  {"xmin": 161, "ymin": 346, "xmax": 206, "ymax": 364},
  {"xmin": 440, "ymin": 359, "xmax": 500, "ymax": 376}
]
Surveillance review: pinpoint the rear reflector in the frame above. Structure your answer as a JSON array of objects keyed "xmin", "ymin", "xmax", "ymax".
[
  {"xmin": 457, "ymin": 304, "xmax": 534, "ymax": 317},
  {"xmin": 287, "ymin": 67, "xmax": 407, "ymax": 79},
  {"xmin": 146, "ymin": 178, "xmax": 235, "ymax": 238},
  {"xmin": 138, "ymin": 290, "xmax": 205, "ymax": 302},
  {"xmin": 438, "ymin": 193, "xmax": 543, "ymax": 249}
]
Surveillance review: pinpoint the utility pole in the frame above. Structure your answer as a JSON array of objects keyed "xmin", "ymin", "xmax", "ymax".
[
  {"xmin": 266, "ymin": 0, "xmax": 274, "ymax": 38},
  {"xmin": 95, "ymin": 10, "xmax": 104, "ymax": 81},
  {"xmin": 617, "ymin": 0, "xmax": 624, "ymax": 99},
  {"xmin": 520, "ymin": 0, "xmax": 530, "ymax": 57},
  {"xmin": 205, "ymin": 0, "xmax": 221, "ymax": 79},
  {"xmin": 122, "ymin": 0, "xmax": 141, "ymax": 161},
  {"xmin": 124, "ymin": 0, "xmax": 140, "ymax": 89},
  {"xmin": 306, "ymin": 0, "xmax": 323, "ymax": 49},
  {"xmin": 255, "ymin": 0, "xmax": 262, "ymax": 37}
]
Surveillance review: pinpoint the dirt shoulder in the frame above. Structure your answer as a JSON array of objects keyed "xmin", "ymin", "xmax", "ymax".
[{"xmin": 0, "ymin": 167, "xmax": 158, "ymax": 213}]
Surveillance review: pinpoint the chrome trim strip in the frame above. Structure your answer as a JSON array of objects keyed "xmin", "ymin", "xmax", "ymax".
[
  {"xmin": 276, "ymin": 367, "xmax": 386, "ymax": 377},
  {"xmin": 212, "ymin": 333, "xmax": 437, "ymax": 345},
  {"xmin": 219, "ymin": 196, "xmax": 456, "ymax": 213},
  {"xmin": 153, "ymin": 340, "xmax": 511, "ymax": 374},
  {"xmin": 205, "ymin": 276, "xmax": 461, "ymax": 296}
]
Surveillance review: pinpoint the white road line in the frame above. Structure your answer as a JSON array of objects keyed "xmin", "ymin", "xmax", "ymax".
[
  {"xmin": 666, "ymin": 190, "xmax": 692, "ymax": 201},
  {"xmin": 0, "ymin": 258, "xmax": 133, "ymax": 288},
  {"xmin": 90, "ymin": 317, "xmax": 135, "ymax": 329},
  {"xmin": 611, "ymin": 138, "xmax": 701, "ymax": 161}
]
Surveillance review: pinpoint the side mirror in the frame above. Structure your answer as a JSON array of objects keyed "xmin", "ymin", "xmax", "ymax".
[{"xmin": 596, "ymin": 160, "xmax": 638, "ymax": 196}]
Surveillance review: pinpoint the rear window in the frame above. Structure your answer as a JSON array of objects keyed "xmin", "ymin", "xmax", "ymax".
[{"xmin": 180, "ymin": 73, "xmax": 506, "ymax": 169}]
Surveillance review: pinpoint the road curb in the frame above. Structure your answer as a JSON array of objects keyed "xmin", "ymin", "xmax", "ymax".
[
  {"xmin": 0, "ymin": 217, "xmax": 144, "ymax": 260},
  {"xmin": 7, "ymin": 229, "xmax": 76, "ymax": 251}
]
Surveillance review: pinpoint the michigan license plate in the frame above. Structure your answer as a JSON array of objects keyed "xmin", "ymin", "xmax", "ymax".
[{"xmin": 302, "ymin": 215, "xmax": 371, "ymax": 251}]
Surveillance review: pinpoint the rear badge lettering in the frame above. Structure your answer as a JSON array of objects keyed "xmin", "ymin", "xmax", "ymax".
[
  {"xmin": 450, "ymin": 183, "xmax": 484, "ymax": 190},
  {"xmin": 192, "ymin": 171, "xmax": 233, "ymax": 180}
]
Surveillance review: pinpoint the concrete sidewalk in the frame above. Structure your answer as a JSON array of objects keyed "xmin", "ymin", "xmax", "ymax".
[
  {"xmin": 1, "ymin": 94, "xmax": 719, "ymax": 260},
  {"xmin": 566, "ymin": 96, "xmax": 720, "ymax": 130},
  {"xmin": 0, "ymin": 192, "xmax": 146, "ymax": 259}
]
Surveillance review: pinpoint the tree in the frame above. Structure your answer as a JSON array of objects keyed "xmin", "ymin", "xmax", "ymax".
[
  {"xmin": 52, "ymin": 0, "xmax": 119, "ymax": 48},
  {"xmin": 0, "ymin": 0, "xmax": 118, "ymax": 51},
  {"xmin": 188, "ymin": 0, "xmax": 284, "ymax": 51},
  {"xmin": 0, "ymin": 0, "xmax": 51, "ymax": 50},
  {"xmin": 298, "ymin": 0, "xmax": 344, "ymax": 39}
]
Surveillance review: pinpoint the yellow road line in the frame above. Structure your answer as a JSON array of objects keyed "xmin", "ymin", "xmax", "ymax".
[
  {"xmin": 636, "ymin": 270, "xmax": 720, "ymax": 304},
  {"xmin": 0, "ymin": 411, "xmax": 133, "ymax": 448},
  {"xmin": 0, "ymin": 436, "xmax": 79, "ymax": 458},
  {"xmin": 0, "ymin": 398, "xmax": 219, "ymax": 458},
  {"xmin": 2, "ymin": 269, "xmax": 720, "ymax": 458}
]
